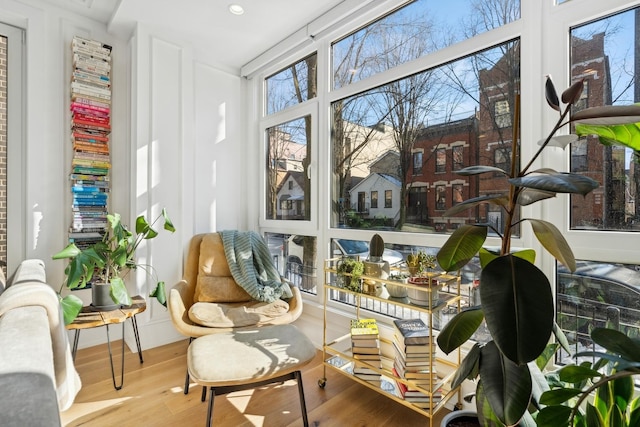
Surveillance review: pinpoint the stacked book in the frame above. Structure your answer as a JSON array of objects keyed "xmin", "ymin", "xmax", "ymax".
[
  {"xmin": 350, "ymin": 318, "xmax": 382, "ymax": 385},
  {"xmin": 69, "ymin": 36, "xmax": 112, "ymax": 248},
  {"xmin": 392, "ymin": 318, "xmax": 441, "ymax": 409}
]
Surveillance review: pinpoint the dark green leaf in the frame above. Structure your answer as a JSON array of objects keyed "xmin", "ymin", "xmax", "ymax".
[
  {"xmin": 480, "ymin": 256, "xmax": 554, "ymax": 364},
  {"xmin": 536, "ymin": 405, "xmax": 572, "ymax": 427},
  {"xmin": 478, "ymin": 247, "xmax": 536, "ymax": 268},
  {"xmin": 443, "ymin": 194, "xmax": 508, "ymax": 216},
  {"xmin": 540, "ymin": 387, "xmax": 583, "ymax": 405},
  {"xmin": 558, "ymin": 364, "xmax": 600, "ymax": 383},
  {"xmin": 451, "ymin": 343, "xmax": 481, "ymax": 389},
  {"xmin": 612, "ymin": 374, "xmax": 634, "ymax": 412},
  {"xmin": 60, "ymin": 294, "xmax": 83, "ymax": 325},
  {"xmin": 536, "ymin": 343, "xmax": 560, "ymax": 371},
  {"xmin": 475, "ymin": 380, "xmax": 506, "ymax": 427},
  {"xmin": 162, "ymin": 208, "xmax": 176, "ymax": 232},
  {"xmin": 586, "ymin": 403, "xmax": 605, "ymax": 427},
  {"xmin": 509, "ymin": 173, "xmax": 599, "ymax": 196},
  {"xmin": 479, "ymin": 341, "xmax": 532, "ymax": 426},
  {"xmin": 553, "ymin": 322, "xmax": 573, "ymax": 355},
  {"xmin": 591, "ymin": 328, "xmax": 640, "ymax": 362},
  {"xmin": 629, "ymin": 397, "xmax": 640, "ymax": 427},
  {"xmin": 135, "ymin": 214, "xmax": 150, "ymax": 234},
  {"xmin": 150, "ymin": 281, "xmax": 167, "ymax": 307},
  {"xmin": 109, "ymin": 277, "xmax": 132, "ymax": 306},
  {"xmin": 528, "ymin": 219, "xmax": 576, "ymax": 272},
  {"xmin": 516, "ymin": 188, "xmax": 556, "ymax": 206},
  {"xmin": 545, "ymin": 76, "xmax": 560, "ymax": 112},
  {"xmin": 562, "ymin": 79, "xmax": 584, "ymax": 105},
  {"xmin": 606, "ymin": 404, "xmax": 624, "ymax": 427},
  {"xmin": 437, "ymin": 225, "xmax": 487, "ymax": 272},
  {"xmin": 437, "ymin": 307, "xmax": 484, "ymax": 354}
]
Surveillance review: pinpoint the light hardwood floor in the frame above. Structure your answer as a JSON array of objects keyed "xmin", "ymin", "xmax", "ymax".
[{"xmin": 61, "ymin": 339, "xmax": 449, "ymax": 426}]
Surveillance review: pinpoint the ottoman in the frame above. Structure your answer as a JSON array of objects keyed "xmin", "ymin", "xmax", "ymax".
[{"xmin": 187, "ymin": 324, "xmax": 316, "ymax": 427}]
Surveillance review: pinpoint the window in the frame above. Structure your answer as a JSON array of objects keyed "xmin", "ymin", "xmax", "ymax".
[
  {"xmin": 568, "ymin": 7, "xmax": 639, "ymax": 232},
  {"xmin": 266, "ymin": 116, "xmax": 311, "ymax": 221},
  {"xmin": 266, "ymin": 233, "xmax": 318, "ymax": 294},
  {"xmin": 452, "ymin": 146, "xmax": 464, "ymax": 170},
  {"xmin": 494, "ymin": 100, "xmax": 511, "ymax": 128},
  {"xmin": 413, "ymin": 151, "xmax": 423, "ymax": 175},
  {"xmin": 494, "ymin": 147, "xmax": 511, "ymax": 173},
  {"xmin": 435, "ymin": 185, "xmax": 446, "ymax": 210},
  {"xmin": 384, "ymin": 190, "xmax": 392, "ymax": 208},
  {"xmin": 371, "ymin": 191, "xmax": 378, "ymax": 208},
  {"xmin": 266, "ymin": 54, "xmax": 317, "ymax": 115},
  {"xmin": 435, "ymin": 148, "xmax": 446, "ymax": 173},
  {"xmin": 452, "ymin": 184, "xmax": 464, "ymax": 205}
]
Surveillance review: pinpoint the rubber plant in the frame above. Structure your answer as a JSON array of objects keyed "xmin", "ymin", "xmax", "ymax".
[
  {"xmin": 53, "ymin": 209, "xmax": 175, "ymax": 324},
  {"xmin": 435, "ymin": 77, "xmax": 640, "ymax": 426}
]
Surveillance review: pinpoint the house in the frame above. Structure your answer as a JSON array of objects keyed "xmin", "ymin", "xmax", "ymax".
[{"xmin": 0, "ymin": 1, "xmax": 638, "ymax": 423}]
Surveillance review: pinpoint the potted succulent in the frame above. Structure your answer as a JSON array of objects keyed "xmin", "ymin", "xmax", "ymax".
[
  {"xmin": 386, "ymin": 271, "xmax": 409, "ymax": 298},
  {"xmin": 336, "ymin": 257, "xmax": 364, "ymax": 292},
  {"xmin": 406, "ymin": 252, "xmax": 440, "ymax": 307},
  {"xmin": 434, "ymin": 77, "xmax": 640, "ymax": 425},
  {"xmin": 362, "ymin": 233, "xmax": 389, "ymax": 295},
  {"xmin": 53, "ymin": 209, "xmax": 175, "ymax": 324}
]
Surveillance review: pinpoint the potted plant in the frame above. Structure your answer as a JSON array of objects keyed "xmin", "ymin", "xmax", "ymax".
[
  {"xmin": 336, "ymin": 257, "xmax": 364, "ymax": 292},
  {"xmin": 406, "ymin": 252, "xmax": 441, "ymax": 307},
  {"xmin": 362, "ymin": 233, "xmax": 389, "ymax": 295},
  {"xmin": 433, "ymin": 77, "xmax": 640, "ymax": 425},
  {"xmin": 53, "ymin": 209, "xmax": 175, "ymax": 324},
  {"xmin": 386, "ymin": 271, "xmax": 409, "ymax": 298},
  {"xmin": 406, "ymin": 249, "xmax": 428, "ymax": 276}
]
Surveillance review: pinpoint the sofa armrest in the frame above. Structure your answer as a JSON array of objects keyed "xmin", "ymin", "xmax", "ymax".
[{"xmin": 8, "ymin": 259, "xmax": 46, "ymax": 286}]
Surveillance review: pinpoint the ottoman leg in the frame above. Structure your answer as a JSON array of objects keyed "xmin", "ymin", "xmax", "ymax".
[
  {"xmin": 206, "ymin": 387, "xmax": 215, "ymax": 427},
  {"xmin": 294, "ymin": 370, "xmax": 309, "ymax": 427}
]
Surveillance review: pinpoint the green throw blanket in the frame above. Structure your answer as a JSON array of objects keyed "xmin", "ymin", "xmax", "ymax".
[{"xmin": 220, "ymin": 230, "xmax": 293, "ymax": 303}]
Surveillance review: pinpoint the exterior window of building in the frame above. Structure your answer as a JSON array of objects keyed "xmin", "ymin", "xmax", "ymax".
[
  {"xmin": 569, "ymin": 7, "xmax": 639, "ymax": 232},
  {"xmin": 384, "ymin": 190, "xmax": 392, "ymax": 208},
  {"xmin": 371, "ymin": 191, "xmax": 378, "ymax": 208},
  {"xmin": 452, "ymin": 184, "xmax": 464, "ymax": 205},
  {"xmin": 266, "ymin": 53, "xmax": 317, "ymax": 115},
  {"xmin": 435, "ymin": 148, "xmax": 446, "ymax": 173},
  {"xmin": 435, "ymin": 185, "xmax": 446, "ymax": 210},
  {"xmin": 494, "ymin": 100, "xmax": 511, "ymax": 128},
  {"xmin": 413, "ymin": 151, "xmax": 423, "ymax": 175},
  {"xmin": 494, "ymin": 147, "xmax": 511, "ymax": 173},
  {"xmin": 266, "ymin": 116, "xmax": 311, "ymax": 221},
  {"xmin": 452, "ymin": 146, "xmax": 464, "ymax": 170}
]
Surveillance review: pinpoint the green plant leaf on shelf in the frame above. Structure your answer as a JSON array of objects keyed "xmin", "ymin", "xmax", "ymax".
[
  {"xmin": 109, "ymin": 276, "xmax": 132, "ymax": 307},
  {"xmin": 437, "ymin": 224, "xmax": 487, "ymax": 272},
  {"xmin": 528, "ymin": 218, "xmax": 576, "ymax": 272},
  {"xmin": 481, "ymin": 255, "xmax": 554, "ymax": 364},
  {"xmin": 437, "ymin": 306, "xmax": 484, "ymax": 354},
  {"xmin": 479, "ymin": 341, "xmax": 532, "ymax": 426}
]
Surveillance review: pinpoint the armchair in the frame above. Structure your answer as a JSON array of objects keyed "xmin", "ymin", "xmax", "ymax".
[{"xmin": 169, "ymin": 232, "xmax": 304, "ymax": 393}]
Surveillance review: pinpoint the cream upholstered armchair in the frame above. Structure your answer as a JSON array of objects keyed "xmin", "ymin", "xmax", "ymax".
[{"xmin": 169, "ymin": 232, "xmax": 304, "ymax": 393}]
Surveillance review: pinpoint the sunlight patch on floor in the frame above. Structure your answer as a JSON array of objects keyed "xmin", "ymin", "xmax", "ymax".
[
  {"xmin": 227, "ymin": 389, "xmax": 255, "ymax": 412},
  {"xmin": 60, "ymin": 397, "xmax": 132, "ymax": 425}
]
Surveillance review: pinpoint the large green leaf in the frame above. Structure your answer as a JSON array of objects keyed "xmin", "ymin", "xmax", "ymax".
[
  {"xmin": 162, "ymin": 208, "xmax": 176, "ymax": 232},
  {"xmin": 629, "ymin": 397, "xmax": 640, "ymax": 427},
  {"xmin": 571, "ymin": 104, "xmax": 640, "ymax": 125},
  {"xmin": 509, "ymin": 173, "xmax": 598, "ymax": 196},
  {"xmin": 558, "ymin": 364, "xmax": 600, "ymax": 383},
  {"xmin": 606, "ymin": 405, "xmax": 625, "ymax": 427},
  {"xmin": 516, "ymin": 188, "xmax": 556, "ymax": 206},
  {"xmin": 591, "ymin": 328, "xmax": 640, "ymax": 362},
  {"xmin": 52, "ymin": 243, "xmax": 81, "ymax": 259},
  {"xmin": 475, "ymin": 380, "xmax": 507, "ymax": 427},
  {"xmin": 451, "ymin": 343, "xmax": 481, "ymax": 389},
  {"xmin": 60, "ymin": 294, "xmax": 83, "ymax": 325},
  {"xmin": 437, "ymin": 306, "xmax": 484, "ymax": 354},
  {"xmin": 553, "ymin": 322, "xmax": 573, "ymax": 355},
  {"xmin": 478, "ymin": 247, "xmax": 536, "ymax": 268},
  {"xmin": 585, "ymin": 403, "xmax": 606, "ymax": 427},
  {"xmin": 612, "ymin": 375, "xmax": 634, "ymax": 413},
  {"xmin": 539, "ymin": 387, "xmax": 582, "ymax": 405},
  {"xmin": 480, "ymin": 256, "xmax": 554, "ymax": 364},
  {"xmin": 576, "ymin": 122, "xmax": 640, "ymax": 151},
  {"xmin": 150, "ymin": 281, "xmax": 167, "ymax": 307},
  {"xmin": 443, "ymin": 194, "xmax": 508, "ymax": 216},
  {"xmin": 479, "ymin": 341, "xmax": 532, "ymax": 426},
  {"xmin": 536, "ymin": 405, "xmax": 572, "ymax": 427},
  {"xmin": 437, "ymin": 225, "xmax": 487, "ymax": 272},
  {"xmin": 527, "ymin": 219, "xmax": 576, "ymax": 272},
  {"xmin": 536, "ymin": 343, "xmax": 560, "ymax": 371},
  {"xmin": 109, "ymin": 277, "xmax": 132, "ymax": 306},
  {"xmin": 65, "ymin": 247, "xmax": 105, "ymax": 289}
]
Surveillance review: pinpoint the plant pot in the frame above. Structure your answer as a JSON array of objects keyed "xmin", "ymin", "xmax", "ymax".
[
  {"xmin": 386, "ymin": 275, "xmax": 409, "ymax": 298},
  {"xmin": 407, "ymin": 276, "xmax": 441, "ymax": 308},
  {"xmin": 362, "ymin": 260, "xmax": 389, "ymax": 296},
  {"xmin": 440, "ymin": 410, "xmax": 480, "ymax": 427},
  {"xmin": 91, "ymin": 282, "xmax": 120, "ymax": 311}
]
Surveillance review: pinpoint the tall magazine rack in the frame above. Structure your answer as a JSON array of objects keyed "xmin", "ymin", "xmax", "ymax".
[
  {"xmin": 320, "ymin": 257, "xmax": 463, "ymax": 427},
  {"xmin": 69, "ymin": 36, "xmax": 112, "ymax": 249}
]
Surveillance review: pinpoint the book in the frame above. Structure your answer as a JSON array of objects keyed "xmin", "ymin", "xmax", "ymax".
[
  {"xmin": 350, "ymin": 318, "xmax": 379, "ymax": 338},
  {"xmin": 393, "ymin": 318, "xmax": 430, "ymax": 345},
  {"xmin": 351, "ymin": 345, "xmax": 381, "ymax": 355},
  {"xmin": 351, "ymin": 337, "xmax": 379, "ymax": 348}
]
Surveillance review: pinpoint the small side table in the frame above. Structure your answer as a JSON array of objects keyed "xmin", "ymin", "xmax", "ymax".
[{"xmin": 66, "ymin": 295, "xmax": 146, "ymax": 390}]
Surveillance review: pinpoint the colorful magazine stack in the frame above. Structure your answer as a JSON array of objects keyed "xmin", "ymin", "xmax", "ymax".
[
  {"xmin": 69, "ymin": 36, "xmax": 112, "ymax": 248},
  {"xmin": 392, "ymin": 318, "xmax": 441, "ymax": 409},
  {"xmin": 350, "ymin": 318, "xmax": 382, "ymax": 385}
]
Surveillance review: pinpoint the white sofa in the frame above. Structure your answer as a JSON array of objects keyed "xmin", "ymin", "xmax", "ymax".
[{"xmin": 0, "ymin": 259, "xmax": 82, "ymax": 426}]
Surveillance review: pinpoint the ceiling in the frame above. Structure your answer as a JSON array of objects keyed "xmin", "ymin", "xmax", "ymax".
[{"xmin": 50, "ymin": 0, "xmax": 348, "ymax": 74}]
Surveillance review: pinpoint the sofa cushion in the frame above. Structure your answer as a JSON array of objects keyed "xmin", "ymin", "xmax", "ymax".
[
  {"xmin": 0, "ymin": 372, "xmax": 61, "ymax": 427},
  {"xmin": 193, "ymin": 233, "xmax": 252, "ymax": 303}
]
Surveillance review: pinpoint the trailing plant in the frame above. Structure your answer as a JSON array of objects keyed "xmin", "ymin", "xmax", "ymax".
[
  {"xmin": 435, "ymin": 77, "xmax": 640, "ymax": 426},
  {"xmin": 53, "ymin": 209, "xmax": 175, "ymax": 324},
  {"xmin": 336, "ymin": 257, "xmax": 364, "ymax": 292}
]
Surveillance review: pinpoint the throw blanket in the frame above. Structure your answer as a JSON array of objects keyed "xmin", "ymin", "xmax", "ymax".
[
  {"xmin": 0, "ymin": 283, "xmax": 82, "ymax": 411},
  {"xmin": 221, "ymin": 230, "xmax": 293, "ymax": 303}
]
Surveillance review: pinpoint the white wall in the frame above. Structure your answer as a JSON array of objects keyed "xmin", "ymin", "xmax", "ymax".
[{"xmin": 1, "ymin": 0, "xmax": 245, "ymax": 350}]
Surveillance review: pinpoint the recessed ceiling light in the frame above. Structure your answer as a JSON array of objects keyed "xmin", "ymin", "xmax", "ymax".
[{"xmin": 229, "ymin": 4, "xmax": 244, "ymax": 15}]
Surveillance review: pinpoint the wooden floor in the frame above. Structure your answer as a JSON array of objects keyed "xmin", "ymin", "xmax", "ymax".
[{"xmin": 61, "ymin": 339, "xmax": 450, "ymax": 427}]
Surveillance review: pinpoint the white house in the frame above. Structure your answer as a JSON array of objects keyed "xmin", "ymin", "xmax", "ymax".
[{"xmin": 348, "ymin": 173, "xmax": 401, "ymax": 225}]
